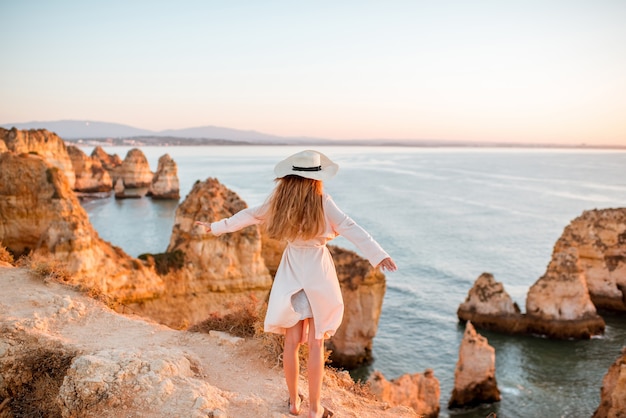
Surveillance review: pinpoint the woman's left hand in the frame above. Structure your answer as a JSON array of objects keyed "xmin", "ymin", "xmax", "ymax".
[{"xmin": 378, "ymin": 257, "xmax": 397, "ymax": 272}]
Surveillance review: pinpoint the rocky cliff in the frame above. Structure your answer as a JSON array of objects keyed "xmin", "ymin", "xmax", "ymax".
[
  {"xmin": 593, "ymin": 347, "xmax": 626, "ymax": 418},
  {"xmin": 126, "ymin": 178, "xmax": 273, "ymax": 328},
  {"xmin": 326, "ymin": 245, "xmax": 386, "ymax": 369},
  {"xmin": 67, "ymin": 145, "xmax": 113, "ymax": 193},
  {"xmin": 552, "ymin": 208, "xmax": 626, "ymax": 311},
  {"xmin": 0, "ymin": 152, "xmax": 163, "ymax": 303},
  {"xmin": 0, "ymin": 266, "xmax": 415, "ymax": 418},
  {"xmin": 0, "ymin": 127, "xmax": 76, "ymax": 189},
  {"xmin": 147, "ymin": 153, "xmax": 180, "ymax": 199}
]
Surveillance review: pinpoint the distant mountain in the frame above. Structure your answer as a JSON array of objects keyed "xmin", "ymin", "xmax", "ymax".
[
  {"xmin": 1, "ymin": 120, "xmax": 154, "ymax": 139},
  {"xmin": 0, "ymin": 119, "xmax": 330, "ymax": 144}
]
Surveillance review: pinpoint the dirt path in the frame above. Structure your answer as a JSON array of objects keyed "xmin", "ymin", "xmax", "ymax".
[{"xmin": 0, "ymin": 266, "xmax": 416, "ymax": 417}]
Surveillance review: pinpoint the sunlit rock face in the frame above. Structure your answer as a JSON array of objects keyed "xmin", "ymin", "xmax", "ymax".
[
  {"xmin": 90, "ymin": 146, "xmax": 122, "ymax": 171},
  {"xmin": 457, "ymin": 272, "xmax": 525, "ymax": 333},
  {"xmin": 0, "ymin": 127, "xmax": 76, "ymax": 189},
  {"xmin": 110, "ymin": 148, "xmax": 153, "ymax": 188},
  {"xmin": 326, "ymin": 245, "xmax": 386, "ymax": 369},
  {"xmin": 67, "ymin": 145, "xmax": 113, "ymax": 193},
  {"xmin": 127, "ymin": 178, "xmax": 273, "ymax": 327},
  {"xmin": 552, "ymin": 208, "xmax": 626, "ymax": 312},
  {"xmin": 368, "ymin": 369, "xmax": 440, "ymax": 418},
  {"xmin": 593, "ymin": 347, "xmax": 626, "ymax": 418},
  {"xmin": 147, "ymin": 153, "xmax": 180, "ymax": 200},
  {"xmin": 448, "ymin": 321, "xmax": 500, "ymax": 409},
  {"xmin": 0, "ymin": 152, "xmax": 163, "ymax": 303},
  {"xmin": 526, "ymin": 250, "xmax": 605, "ymax": 339}
]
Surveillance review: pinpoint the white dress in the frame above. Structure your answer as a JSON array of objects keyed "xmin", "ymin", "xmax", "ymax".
[{"xmin": 211, "ymin": 193, "xmax": 390, "ymax": 339}]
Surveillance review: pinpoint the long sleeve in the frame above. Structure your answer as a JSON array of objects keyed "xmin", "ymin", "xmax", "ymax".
[
  {"xmin": 324, "ymin": 194, "xmax": 390, "ymax": 267},
  {"xmin": 210, "ymin": 204, "xmax": 266, "ymax": 236}
]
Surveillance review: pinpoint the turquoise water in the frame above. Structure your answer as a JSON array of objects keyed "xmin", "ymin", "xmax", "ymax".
[{"xmin": 81, "ymin": 146, "xmax": 626, "ymax": 417}]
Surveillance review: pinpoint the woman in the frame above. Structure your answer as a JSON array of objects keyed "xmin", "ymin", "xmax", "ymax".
[{"xmin": 196, "ymin": 150, "xmax": 397, "ymax": 418}]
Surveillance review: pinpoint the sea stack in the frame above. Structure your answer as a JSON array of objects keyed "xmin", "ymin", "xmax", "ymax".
[
  {"xmin": 147, "ymin": 153, "xmax": 180, "ymax": 199},
  {"xmin": 457, "ymin": 272, "xmax": 524, "ymax": 334},
  {"xmin": 449, "ymin": 321, "xmax": 501, "ymax": 409},
  {"xmin": 67, "ymin": 145, "xmax": 113, "ymax": 193},
  {"xmin": 110, "ymin": 148, "xmax": 153, "ymax": 188},
  {"xmin": 525, "ymin": 250, "xmax": 605, "ymax": 339}
]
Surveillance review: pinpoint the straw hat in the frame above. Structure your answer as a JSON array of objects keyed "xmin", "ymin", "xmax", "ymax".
[{"xmin": 274, "ymin": 150, "xmax": 338, "ymax": 181}]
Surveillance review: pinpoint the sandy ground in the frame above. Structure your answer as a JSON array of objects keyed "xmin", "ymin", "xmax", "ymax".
[{"xmin": 0, "ymin": 266, "xmax": 416, "ymax": 417}]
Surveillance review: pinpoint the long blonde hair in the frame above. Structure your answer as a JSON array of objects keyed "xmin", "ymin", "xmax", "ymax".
[{"xmin": 264, "ymin": 175, "xmax": 325, "ymax": 241}]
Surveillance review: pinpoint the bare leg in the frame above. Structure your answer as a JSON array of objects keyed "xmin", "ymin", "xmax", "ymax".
[
  {"xmin": 285, "ymin": 320, "xmax": 304, "ymax": 414},
  {"xmin": 307, "ymin": 319, "xmax": 326, "ymax": 418}
]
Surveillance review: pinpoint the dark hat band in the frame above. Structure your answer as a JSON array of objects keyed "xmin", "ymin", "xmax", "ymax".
[{"xmin": 292, "ymin": 165, "xmax": 322, "ymax": 172}]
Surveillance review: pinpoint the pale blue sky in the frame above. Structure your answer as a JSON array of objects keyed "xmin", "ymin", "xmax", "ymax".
[{"xmin": 1, "ymin": 1, "xmax": 625, "ymax": 145}]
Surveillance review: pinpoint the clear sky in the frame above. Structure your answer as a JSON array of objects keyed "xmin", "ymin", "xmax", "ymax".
[{"xmin": 1, "ymin": 1, "xmax": 625, "ymax": 145}]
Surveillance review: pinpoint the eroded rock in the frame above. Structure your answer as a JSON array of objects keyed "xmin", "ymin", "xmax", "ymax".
[
  {"xmin": 0, "ymin": 127, "xmax": 76, "ymax": 189},
  {"xmin": 147, "ymin": 153, "xmax": 180, "ymax": 200},
  {"xmin": 67, "ymin": 145, "xmax": 112, "ymax": 193},
  {"xmin": 553, "ymin": 209, "xmax": 626, "ymax": 311},
  {"xmin": 110, "ymin": 148, "xmax": 153, "ymax": 188},
  {"xmin": 449, "ymin": 321, "xmax": 500, "ymax": 409},
  {"xmin": 593, "ymin": 347, "xmax": 626, "ymax": 418},
  {"xmin": 368, "ymin": 369, "xmax": 440, "ymax": 418},
  {"xmin": 0, "ymin": 152, "xmax": 163, "ymax": 303}
]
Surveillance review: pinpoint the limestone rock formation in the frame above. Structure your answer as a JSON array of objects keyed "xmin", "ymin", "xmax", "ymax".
[
  {"xmin": 526, "ymin": 250, "xmax": 605, "ymax": 339},
  {"xmin": 147, "ymin": 153, "xmax": 180, "ymax": 199},
  {"xmin": 91, "ymin": 145, "xmax": 122, "ymax": 171},
  {"xmin": 552, "ymin": 209, "xmax": 626, "ymax": 311},
  {"xmin": 0, "ymin": 152, "xmax": 163, "ymax": 303},
  {"xmin": 326, "ymin": 245, "xmax": 386, "ymax": 368},
  {"xmin": 0, "ymin": 138, "xmax": 7, "ymax": 153},
  {"xmin": 457, "ymin": 272, "xmax": 524, "ymax": 333},
  {"xmin": 261, "ymin": 237, "xmax": 387, "ymax": 369},
  {"xmin": 0, "ymin": 127, "xmax": 76, "ymax": 189},
  {"xmin": 448, "ymin": 321, "xmax": 501, "ymax": 409},
  {"xmin": 593, "ymin": 347, "xmax": 626, "ymax": 418},
  {"xmin": 110, "ymin": 148, "xmax": 153, "ymax": 188},
  {"xmin": 459, "ymin": 268, "xmax": 605, "ymax": 339},
  {"xmin": 127, "ymin": 178, "xmax": 273, "ymax": 327},
  {"xmin": 67, "ymin": 145, "xmax": 113, "ymax": 193},
  {"xmin": 368, "ymin": 369, "xmax": 440, "ymax": 418}
]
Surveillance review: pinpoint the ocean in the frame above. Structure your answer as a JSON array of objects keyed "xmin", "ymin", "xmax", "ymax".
[{"xmin": 80, "ymin": 145, "xmax": 626, "ymax": 418}]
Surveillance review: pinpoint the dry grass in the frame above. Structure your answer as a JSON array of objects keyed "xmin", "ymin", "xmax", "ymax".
[
  {"xmin": 1, "ymin": 344, "xmax": 76, "ymax": 418},
  {"xmin": 189, "ymin": 294, "xmax": 340, "ymax": 377},
  {"xmin": 16, "ymin": 252, "xmax": 71, "ymax": 282},
  {"xmin": 0, "ymin": 246, "xmax": 14, "ymax": 265}
]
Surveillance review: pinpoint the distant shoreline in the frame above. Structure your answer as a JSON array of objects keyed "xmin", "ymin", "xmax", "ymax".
[{"xmin": 65, "ymin": 137, "xmax": 626, "ymax": 150}]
